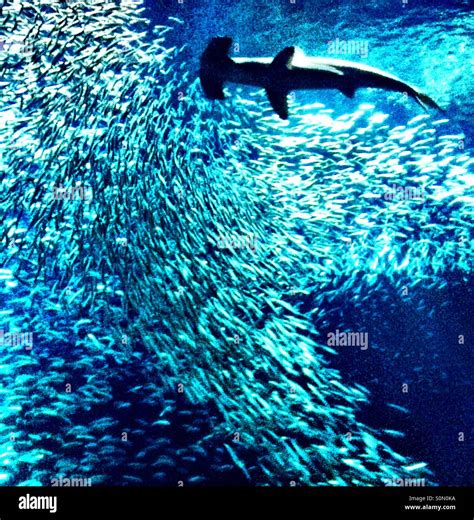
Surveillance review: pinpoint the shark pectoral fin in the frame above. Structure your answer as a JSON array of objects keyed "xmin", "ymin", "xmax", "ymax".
[
  {"xmin": 199, "ymin": 71, "xmax": 225, "ymax": 100},
  {"xmin": 266, "ymin": 89, "xmax": 289, "ymax": 119},
  {"xmin": 339, "ymin": 83, "xmax": 356, "ymax": 98},
  {"xmin": 271, "ymin": 46, "xmax": 295, "ymax": 68}
]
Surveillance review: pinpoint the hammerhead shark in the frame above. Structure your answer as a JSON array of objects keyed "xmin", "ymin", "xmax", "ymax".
[{"xmin": 199, "ymin": 37, "xmax": 442, "ymax": 119}]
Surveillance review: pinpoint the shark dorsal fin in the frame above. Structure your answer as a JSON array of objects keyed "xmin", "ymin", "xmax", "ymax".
[
  {"xmin": 266, "ymin": 89, "xmax": 289, "ymax": 119},
  {"xmin": 271, "ymin": 46, "xmax": 295, "ymax": 69}
]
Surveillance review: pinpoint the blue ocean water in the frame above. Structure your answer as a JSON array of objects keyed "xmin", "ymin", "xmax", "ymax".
[{"xmin": 0, "ymin": 0, "xmax": 472, "ymax": 487}]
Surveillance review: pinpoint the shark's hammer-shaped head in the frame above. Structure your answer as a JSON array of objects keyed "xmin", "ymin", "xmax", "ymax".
[
  {"xmin": 199, "ymin": 36, "xmax": 234, "ymax": 100},
  {"xmin": 199, "ymin": 37, "xmax": 296, "ymax": 118}
]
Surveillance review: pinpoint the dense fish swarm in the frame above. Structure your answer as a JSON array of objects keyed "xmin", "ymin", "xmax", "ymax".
[{"xmin": 1, "ymin": 0, "xmax": 472, "ymax": 485}]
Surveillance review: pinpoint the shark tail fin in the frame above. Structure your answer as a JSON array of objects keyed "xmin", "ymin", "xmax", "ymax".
[
  {"xmin": 412, "ymin": 89, "xmax": 445, "ymax": 113},
  {"xmin": 199, "ymin": 37, "xmax": 233, "ymax": 100}
]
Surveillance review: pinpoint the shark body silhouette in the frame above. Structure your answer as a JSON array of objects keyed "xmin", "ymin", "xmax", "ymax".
[{"xmin": 199, "ymin": 37, "xmax": 442, "ymax": 119}]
